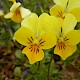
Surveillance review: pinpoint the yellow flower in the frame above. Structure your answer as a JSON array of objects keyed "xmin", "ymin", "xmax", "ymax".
[
  {"xmin": 9, "ymin": 0, "xmax": 16, "ymax": 3},
  {"xmin": 40, "ymin": 13, "xmax": 80, "ymax": 60},
  {"xmin": 4, "ymin": 2, "xmax": 31, "ymax": 23},
  {"xmin": 14, "ymin": 13, "xmax": 57, "ymax": 64},
  {"xmin": 50, "ymin": 0, "xmax": 80, "ymax": 22}
]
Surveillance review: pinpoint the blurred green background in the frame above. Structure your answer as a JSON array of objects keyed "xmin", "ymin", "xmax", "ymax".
[{"xmin": 0, "ymin": 0, "xmax": 80, "ymax": 80}]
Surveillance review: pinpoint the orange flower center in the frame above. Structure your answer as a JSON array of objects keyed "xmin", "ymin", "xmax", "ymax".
[
  {"xmin": 29, "ymin": 44, "xmax": 40, "ymax": 53},
  {"xmin": 58, "ymin": 41, "xmax": 66, "ymax": 50},
  {"xmin": 57, "ymin": 37, "xmax": 69, "ymax": 50},
  {"xmin": 15, "ymin": 9, "xmax": 20, "ymax": 16},
  {"xmin": 57, "ymin": 11, "xmax": 65, "ymax": 19}
]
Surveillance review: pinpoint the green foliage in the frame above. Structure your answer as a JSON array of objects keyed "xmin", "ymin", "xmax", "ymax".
[
  {"xmin": 14, "ymin": 67, "xmax": 22, "ymax": 77},
  {"xmin": 15, "ymin": 50, "xmax": 25, "ymax": 60}
]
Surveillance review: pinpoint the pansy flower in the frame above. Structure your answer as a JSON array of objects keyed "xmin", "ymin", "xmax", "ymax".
[
  {"xmin": 40, "ymin": 13, "xmax": 80, "ymax": 60},
  {"xmin": 14, "ymin": 13, "xmax": 57, "ymax": 64},
  {"xmin": 50, "ymin": 0, "xmax": 80, "ymax": 22},
  {"xmin": 5, "ymin": 2, "xmax": 31, "ymax": 23}
]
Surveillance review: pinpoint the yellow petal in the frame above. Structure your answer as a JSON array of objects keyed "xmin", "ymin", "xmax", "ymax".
[
  {"xmin": 22, "ymin": 46, "xmax": 44, "ymax": 64},
  {"xmin": 10, "ymin": 2, "xmax": 21, "ymax": 12},
  {"xmin": 54, "ymin": 44, "xmax": 77, "ymax": 60},
  {"xmin": 37, "ymin": 24, "xmax": 45, "ymax": 38},
  {"xmin": 54, "ymin": 0, "xmax": 68, "ymax": 9},
  {"xmin": 50, "ymin": 5, "xmax": 65, "ymax": 19},
  {"xmin": 14, "ymin": 26, "xmax": 35, "ymax": 46},
  {"xmin": 68, "ymin": 0, "xmax": 80, "ymax": 10},
  {"xmin": 21, "ymin": 13, "xmax": 38, "ymax": 36},
  {"xmin": 39, "ymin": 13, "xmax": 61, "ymax": 37},
  {"xmin": 38, "ymin": 31, "xmax": 57, "ymax": 49},
  {"xmin": 63, "ymin": 30, "xmax": 80, "ymax": 45},
  {"xmin": 62, "ymin": 13, "xmax": 77, "ymax": 35},
  {"xmin": 68, "ymin": 7, "xmax": 80, "ymax": 22},
  {"xmin": 20, "ymin": 7, "xmax": 31, "ymax": 18},
  {"xmin": 4, "ymin": 12, "xmax": 13, "ymax": 18},
  {"xmin": 11, "ymin": 9, "xmax": 22, "ymax": 23}
]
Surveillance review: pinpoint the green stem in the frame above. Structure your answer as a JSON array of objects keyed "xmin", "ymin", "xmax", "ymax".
[
  {"xmin": 37, "ymin": 61, "xmax": 40, "ymax": 70},
  {"xmin": 47, "ymin": 53, "xmax": 53, "ymax": 80}
]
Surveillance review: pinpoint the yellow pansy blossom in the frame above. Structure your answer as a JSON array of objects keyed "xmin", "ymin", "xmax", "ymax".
[
  {"xmin": 40, "ymin": 13, "xmax": 80, "ymax": 60},
  {"xmin": 14, "ymin": 13, "xmax": 57, "ymax": 64},
  {"xmin": 4, "ymin": 2, "xmax": 31, "ymax": 23},
  {"xmin": 50, "ymin": 0, "xmax": 80, "ymax": 22}
]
